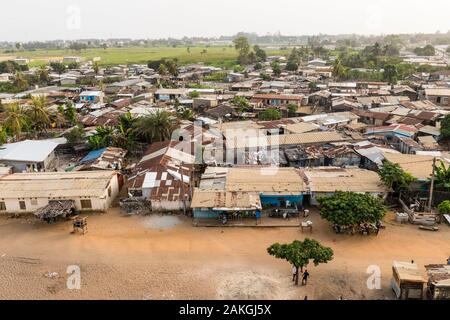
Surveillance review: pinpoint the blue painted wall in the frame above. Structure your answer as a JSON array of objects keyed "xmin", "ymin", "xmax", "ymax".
[{"xmin": 260, "ymin": 194, "xmax": 303, "ymax": 207}]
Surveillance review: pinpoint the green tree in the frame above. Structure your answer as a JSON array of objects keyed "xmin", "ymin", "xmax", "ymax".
[
  {"xmin": 379, "ymin": 160, "xmax": 416, "ymax": 193},
  {"xmin": 0, "ymin": 126, "xmax": 7, "ymax": 145},
  {"xmin": 87, "ymin": 125, "xmax": 115, "ymax": 150},
  {"xmin": 28, "ymin": 95, "xmax": 51, "ymax": 134},
  {"xmin": 332, "ymin": 58, "xmax": 346, "ymax": 80},
  {"xmin": 434, "ymin": 161, "xmax": 450, "ymax": 190},
  {"xmin": 133, "ymin": 110, "xmax": 174, "ymax": 143},
  {"xmin": 287, "ymin": 103, "xmax": 298, "ymax": 117},
  {"xmin": 93, "ymin": 62, "xmax": 100, "ymax": 75},
  {"xmin": 64, "ymin": 125, "xmax": 85, "ymax": 145},
  {"xmin": 267, "ymin": 238, "xmax": 333, "ymax": 285},
  {"xmin": 253, "ymin": 45, "xmax": 267, "ymax": 62},
  {"xmin": 438, "ymin": 200, "xmax": 450, "ymax": 215},
  {"xmin": 62, "ymin": 102, "xmax": 78, "ymax": 125},
  {"xmin": 318, "ymin": 191, "xmax": 387, "ymax": 227},
  {"xmin": 271, "ymin": 62, "xmax": 281, "ymax": 77},
  {"xmin": 233, "ymin": 36, "xmax": 251, "ymax": 65},
  {"xmin": 13, "ymin": 72, "xmax": 29, "ymax": 91},
  {"xmin": 440, "ymin": 114, "xmax": 450, "ymax": 140},
  {"xmin": 50, "ymin": 62, "xmax": 66, "ymax": 75},
  {"xmin": 158, "ymin": 63, "xmax": 168, "ymax": 76},
  {"xmin": 414, "ymin": 45, "xmax": 435, "ymax": 56},
  {"xmin": 165, "ymin": 59, "xmax": 179, "ymax": 77},
  {"xmin": 113, "ymin": 113, "xmax": 136, "ymax": 150},
  {"xmin": 177, "ymin": 107, "xmax": 195, "ymax": 121},
  {"xmin": 260, "ymin": 108, "xmax": 281, "ymax": 121},
  {"xmin": 4, "ymin": 103, "xmax": 28, "ymax": 141},
  {"xmin": 383, "ymin": 64, "xmax": 398, "ymax": 85},
  {"xmin": 188, "ymin": 90, "xmax": 200, "ymax": 99},
  {"xmin": 230, "ymin": 96, "xmax": 251, "ymax": 112}
]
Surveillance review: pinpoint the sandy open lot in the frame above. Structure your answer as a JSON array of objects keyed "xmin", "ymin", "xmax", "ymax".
[{"xmin": 0, "ymin": 208, "xmax": 449, "ymax": 300}]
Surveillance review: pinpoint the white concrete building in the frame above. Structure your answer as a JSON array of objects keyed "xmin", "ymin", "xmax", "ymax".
[
  {"xmin": 0, "ymin": 171, "xmax": 119, "ymax": 214},
  {"xmin": 0, "ymin": 140, "xmax": 58, "ymax": 172}
]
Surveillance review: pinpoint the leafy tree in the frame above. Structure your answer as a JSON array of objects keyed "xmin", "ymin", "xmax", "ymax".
[
  {"xmin": 188, "ymin": 90, "xmax": 200, "ymax": 99},
  {"xmin": 133, "ymin": 110, "xmax": 174, "ymax": 143},
  {"xmin": 285, "ymin": 60, "xmax": 299, "ymax": 71},
  {"xmin": 4, "ymin": 103, "xmax": 28, "ymax": 141},
  {"xmin": 177, "ymin": 107, "xmax": 195, "ymax": 121},
  {"xmin": 434, "ymin": 160, "xmax": 450, "ymax": 190},
  {"xmin": 414, "ymin": 45, "xmax": 435, "ymax": 56},
  {"xmin": 62, "ymin": 102, "xmax": 78, "ymax": 125},
  {"xmin": 0, "ymin": 126, "xmax": 7, "ymax": 145},
  {"xmin": 165, "ymin": 59, "xmax": 179, "ymax": 77},
  {"xmin": 254, "ymin": 62, "xmax": 263, "ymax": 70},
  {"xmin": 383, "ymin": 64, "xmax": 398, "ymax": 85},
  {"xmin": 50, "ymin": 62, "xmax": 66, "ymax": 74},
  {"xmin": 287, "ymin": 103, "xmax": 298, "ymax": 117},
  {"xmin": 267, "ymin": 239, "xmax": 333, "ymax": 285},
  {"xmin": 13, "ymin": 72, "xmax": 29, "ymax": 91},
  {"xmin": 271, "ymin": 61, "xmax": 281, "ymax": 77},
  {"xmin": 260, "ymin": 108, "xmax": 281, "ymax": 121},
  {"xmin": 233, "ymin": 36, "xmax": 251, "ymax": 65},
  {"xmin": 88, "ymin": 125, "xmax": 115, "ymax": 149},
  {"xmin": 253, "ymin": 45, "xmax": 266, "ymax": 62},
  {"xmin": 440, "ymin": 114, "xmax": 450, "ymax": 140},
  {"xmin": 230, "ymin": 96, "xmax": 251, "ymax": 112},
  {"xmin": 64, "ymin": 125, "xmax": 85, "ymax": 145},
  {"xmin": 318, "ymin": 191, "xmax": 387, "ymax": 227},
  {"xmin": 438, "ymin": 200, "xmax": 450, "ymax": 216},
  {"xmin": 379, "ymin": 160, "xmax": 416, "ymax": 193}
]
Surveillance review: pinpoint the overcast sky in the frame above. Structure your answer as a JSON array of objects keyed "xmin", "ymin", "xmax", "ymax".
[{"xmin": 2, "ymin": 0, "xmax": 450, "ymax": 41}]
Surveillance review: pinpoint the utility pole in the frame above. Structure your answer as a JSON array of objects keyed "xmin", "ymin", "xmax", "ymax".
[{"xmin": 428, "ymin": 157, "xmax": 436, "ymax": 212}]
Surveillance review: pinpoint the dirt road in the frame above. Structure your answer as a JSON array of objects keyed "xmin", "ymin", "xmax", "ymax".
[{"xmin": 0, "ymin": 209, "xmax": 449, "ymax": 300}]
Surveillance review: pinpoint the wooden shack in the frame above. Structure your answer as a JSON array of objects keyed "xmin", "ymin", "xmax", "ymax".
[
  {"xmin": 425, "ymin": 264, "xmax": 450, "ymax": 300},
  {"xmin": 391, "ymin": 261, "xmax": 426, "ymax": 300}
]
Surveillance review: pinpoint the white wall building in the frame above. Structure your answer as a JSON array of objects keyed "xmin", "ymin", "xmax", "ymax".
[{"xmin": 0, "ymin": 171, "xmax": 119, "ymax": 214}]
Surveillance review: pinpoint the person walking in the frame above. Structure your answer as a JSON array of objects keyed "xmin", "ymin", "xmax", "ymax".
[
  {"xmin": 302, "ymin": 269, "xmax": 310, "ymax": 285},
  {"xmin": 292, "ymin": 265, "xmax": 297, "ymax": 282}
]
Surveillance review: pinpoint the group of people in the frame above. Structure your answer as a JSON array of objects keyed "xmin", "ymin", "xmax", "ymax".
[{"xmin": 292, "ymin": 266, "xmax": 310, "ymax": 285}]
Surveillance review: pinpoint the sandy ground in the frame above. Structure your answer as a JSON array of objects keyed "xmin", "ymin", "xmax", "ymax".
[{"xmin": 0, "ymin": 209, "xmax": 449, "ymax": 300}]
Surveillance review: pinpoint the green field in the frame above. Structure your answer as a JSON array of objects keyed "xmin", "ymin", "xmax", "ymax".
[{"xmin": 1, "ymin": 46, "xmax": 287, "ymax": 68}]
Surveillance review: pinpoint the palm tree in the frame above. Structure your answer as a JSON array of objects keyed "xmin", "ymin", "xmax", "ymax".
[
  {"xmin": 435, "ymin": 161, "xmax": 450, "ymax": 190},
  {"xmin": 4, "ymin": 103, "xmax": 28, "ymax": 141},
  {"xmin": 133, "ymin": 110, "xmax": 174, "ymax": 143},
  {"xmin": 28, "ymin": 95, "xmax": 51, "ymax": 135},
  {"xmin": 14, "ymin": 72, "xmax": 29, "ymax": 91},
  {"xmin": 0, "ymin": 126, "xmax": 7, "ymax": 145},
  {"xmin": 177, "ymin": 107, "xmax": 195, "ymax": 121}
]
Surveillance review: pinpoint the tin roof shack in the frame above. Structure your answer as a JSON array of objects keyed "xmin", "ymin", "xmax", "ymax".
[
  {"xmin": 425, "ymin": 264, "xmax": 450, "ymax": 300},
  {"xmin": 424, "ymin": 88, "xmax": 450, "ymax": 108},
  {"xmin": 0, "ymin": 140, "xmax": 59, "ymax": 173},
  {"xmin": 78, "ymin": 147, "xmax": 127, "ymax": 171},
  {"xmin": 0, "ymin": 171, "xmax": 119, "ymax": 215},
  {"xmin": 191, "ymin": 167, "xmax": 306, "ymax": 219},
  {"xmin": 391, "ymin": 261, "xmax": 426, "ymax": 300},
  {"xmin": 303, "ymin": 167, "xmax": 388, "ymax": 206},
  {"xmin": 126, "ymin": 140, "xmax": 194, "ymax": 212}
]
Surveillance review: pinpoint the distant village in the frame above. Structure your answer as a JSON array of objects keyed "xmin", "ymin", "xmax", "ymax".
[{"xmin": 1, "ymin": 34, "xmax": 450, "ymax": 297}]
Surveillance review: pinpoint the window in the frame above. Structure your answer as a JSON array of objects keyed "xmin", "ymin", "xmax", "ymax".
[
  {"xmin": 19, "ymin": 201, "xmax": 26, "ymax": 210},
  {"xmin": 108, "ymin": 187, "xmax": 112, "ymax": 197},
  {"xmin": 0, "ymin": 202, "xmax": 6, "ymax": 211},
  {"xmin": 80, "ymin": 199, "xmax": 92, "ymax": 209},
  {"xmin": 31, "ymin": 199, "xmax": 38, "ymax": 206}
]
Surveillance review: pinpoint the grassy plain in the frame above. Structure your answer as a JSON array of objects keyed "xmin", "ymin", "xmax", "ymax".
[{"xmin": 1, "ymin": 46, "xmax": 288, "ymax": 67}]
